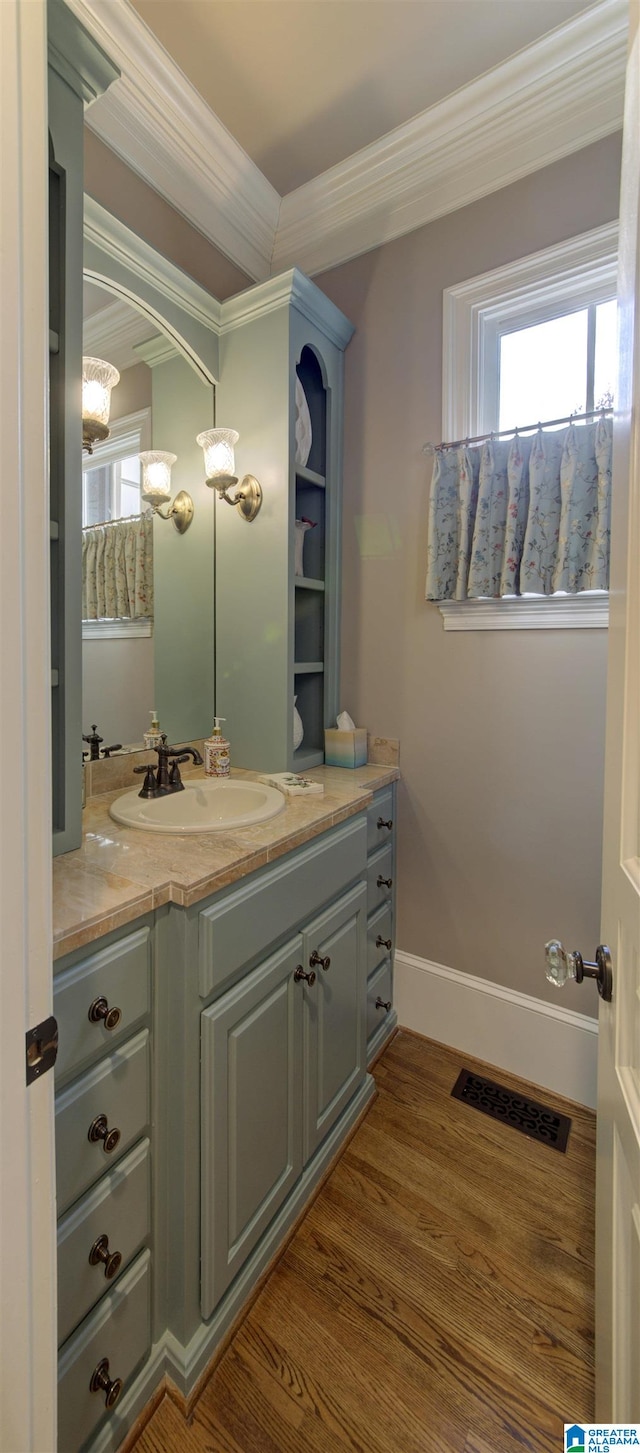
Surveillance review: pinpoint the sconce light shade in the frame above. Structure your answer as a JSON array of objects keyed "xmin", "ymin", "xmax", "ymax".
[
  {"xmin": 196, "ymin": 428, "xmax": 239, "ymax": 489},
  {"xmin": 138, "ymin": 450, "xmax": 193, "ymax": 534},
  {"xmin": 196, "ymin": 426, "xmax": 262, "ymax": 522},
  {"xmin": 82, "ymin": 356, "xmax": 120, "ymax": 453},
  {"xmin": 140, "ymin": 450, "xmax": 177, "ymax": 503}
]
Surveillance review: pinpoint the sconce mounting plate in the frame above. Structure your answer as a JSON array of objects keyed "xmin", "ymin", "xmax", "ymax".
[
  {"xmin": 236, "ymin": 474, "xmax": 262, "ymax": 522},
  {"xmin": 170, "ymin": 490, "xmax": 194, "ymax": 534}
]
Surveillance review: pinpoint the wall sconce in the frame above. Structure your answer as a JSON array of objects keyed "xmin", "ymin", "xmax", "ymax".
[
  {"xmin": 82, "ymin": 356, "xmax": 120, "ymax": 454},
  {"xmin": 196, "ymin": 427, "xmax": 262, "ymax": 522},
  {"xmin": 139, "ymin": 451, "xmax": 194, "ymax": 534}
]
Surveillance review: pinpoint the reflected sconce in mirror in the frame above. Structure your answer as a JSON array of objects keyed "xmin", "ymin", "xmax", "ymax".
[
  {"xmin": 139, "ymin": 451, "xmax": 194, "ymax": 534},
  {"xmin": 196, "ymin": 427, "xmax": 262, "ymax": 522},
  {"xmin": 82, "ymin": 356, "xmax": 120, "ymax": 454}
]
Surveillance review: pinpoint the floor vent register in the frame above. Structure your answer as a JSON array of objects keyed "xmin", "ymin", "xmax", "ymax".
[{"xmin": 451, "ymin": 1069, "xmax": 572, "ymax": 1152}]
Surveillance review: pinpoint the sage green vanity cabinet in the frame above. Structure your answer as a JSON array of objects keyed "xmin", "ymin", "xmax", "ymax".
[
  {"xmin": 54, "ymin": 920, "xmax": 154, "ymax": 1453},
  {"xmin": 216, "ymin": 272, "xmax": 354, "ymax": 773},
  {"xmin": 54, "ymin": 810, "xmax": 380, "ymax": 1452},
  {"xmin": 366, "ymin": 785, "xmax": 398, "ymax": 1063},
  {"xmin": 200, "ymin": 869, "xmax": 368, "ymax": 1319}
]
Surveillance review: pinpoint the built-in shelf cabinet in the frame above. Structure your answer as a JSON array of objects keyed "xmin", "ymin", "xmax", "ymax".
[{"xmin": 216, "ymin": 272, "xmax": 354, "ymax": 774}]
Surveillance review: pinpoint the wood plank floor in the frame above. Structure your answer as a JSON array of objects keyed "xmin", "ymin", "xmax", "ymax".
[{"xmin": 135, "ymin": 1031, "xmax": 595, "ymax": 1453}]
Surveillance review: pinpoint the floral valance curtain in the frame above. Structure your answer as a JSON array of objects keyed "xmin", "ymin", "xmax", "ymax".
[
  {"xmin": 82, "ymin": 515, "xmax": 154, "ymax": 621},
  {"xmin": 425, "ymin": 417, "xmax": 612, "ymax": 601}
]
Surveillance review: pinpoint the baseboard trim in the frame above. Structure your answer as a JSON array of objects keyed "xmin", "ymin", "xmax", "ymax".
[{"xmin": 394, "ymin": 950, "xmax": 598, "ymax": 1108}]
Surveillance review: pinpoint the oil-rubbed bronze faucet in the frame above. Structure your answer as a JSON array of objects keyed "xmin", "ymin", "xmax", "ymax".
[
  {"xmin": 134, "ymin": 744, "xmax": 203, "ymax": 799},
  {"xmin": 82, "ymin": 724, "xmax": 123, "ymax": 760}
]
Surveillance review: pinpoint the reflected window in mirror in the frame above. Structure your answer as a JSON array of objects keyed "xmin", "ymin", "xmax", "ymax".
[{"xmin": 82, "ymin": 407, "xmax": 153, "ymax": 640}]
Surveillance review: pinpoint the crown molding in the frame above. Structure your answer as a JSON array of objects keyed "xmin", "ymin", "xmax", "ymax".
[
  {"xmin": 134, "ymin": 335, "xmax": 180, "ymax": 368},
  {"xmin": 83, "ymin": 297, "xmax": 159, "ymax": 371},
  {"xmin": 48, "ymin": 0, "xmax": 119, "ymax": 104},
  {"xmin": 66, "ymin": 0, "xmax": 625, "ymax": 282},
  {"xmin": 272, "ymin": 0, "xmax": 627, "ymax": 275},
  {"xmin": 220, "ymin": 269, "xmax": 354, "ymax": 348},
  {"xmin": 65, "ymin": 0, "xmax": 280, "ymax": 282}
]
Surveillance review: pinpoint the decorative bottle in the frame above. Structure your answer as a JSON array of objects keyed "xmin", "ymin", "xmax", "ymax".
[{"xmin": 204, "ymin": 718, "xmax": 231, "ymax": 777}]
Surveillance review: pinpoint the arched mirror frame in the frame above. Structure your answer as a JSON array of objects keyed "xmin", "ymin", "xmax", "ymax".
[{"xmin": 82, "ymin": 198, "xmax": 223, "ymax": 748}]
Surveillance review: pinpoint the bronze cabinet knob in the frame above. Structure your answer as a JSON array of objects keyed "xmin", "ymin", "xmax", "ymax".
[
  {"xmin": 90, "ymin": 1358, "xmax": 123, "ymax": 1410},
  {"xmin": 309, "ymin": 949, "xmax": 331, "ymax": 972},
  {"xmin": 88, "ymin": 996, "xmax": 122, "ymax": 1031},
  {"xmin": 88, "ymin": 1233, "xmax": 122, "ymax": 1280},
  {"xmin": 375, "ymin": 935, "xmax": 392, "ymax": 951},
  {"xmin": 87, "ymin": 1113, "xmax": 121, "ymax": 1154},
  {"xmin": 377, "ymin": 876, "xmax": 393, "ymax": 889},
  {"xmin": 377, "ymin": 817, "xmax": 393, "ymax": 830},
  {"xmin": 294, "ymin": 965, "xmax": 316, "ymax": 986},
  {"xmin": 375, "ymin": 997, "xmax": 392, "ymax": 1012}
]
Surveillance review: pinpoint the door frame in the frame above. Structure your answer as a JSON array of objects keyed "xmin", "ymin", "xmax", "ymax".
[{"xmin": 0, "ymin": 1, "xmax": 57, "ymax": 1448}]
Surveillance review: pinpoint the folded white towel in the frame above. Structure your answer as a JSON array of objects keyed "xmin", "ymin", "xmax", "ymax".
[{"xmin": 259, "ymin": 772, "xmax": 324, "ymax": 796}]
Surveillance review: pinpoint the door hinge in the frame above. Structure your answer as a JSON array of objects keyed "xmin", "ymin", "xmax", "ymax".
[{"xmin": 25, "ymin": 1015, "xmax": 58, "ymax": 1085}]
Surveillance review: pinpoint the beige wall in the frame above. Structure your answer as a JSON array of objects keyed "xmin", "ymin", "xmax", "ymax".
[
  {"xmin": 110, "ymin": 361, "xmax": 152, "ymax": 421},
  {"xmin": 84, "ymin": 131, "xmax": 252, "ymax": 301},
  {"xmin": 317, "ymin": 132, "xmax": 622, "ymax": 1014}
]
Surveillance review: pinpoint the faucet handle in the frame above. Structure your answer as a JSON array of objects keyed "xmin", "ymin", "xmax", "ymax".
[
  {"xmin": 168, "ymin": 757, "xmax": 189, "ymax": 792},
  {"xmin": 133, "ymin": 764, "xmax": 159, "ymax": 799}
]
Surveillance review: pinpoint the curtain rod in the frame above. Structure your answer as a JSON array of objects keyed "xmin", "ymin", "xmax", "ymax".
[
  {"xmin": 422, "ymin": 406, "xmax": 613, "ymax": 456},
  {"xmin": 82, "ymin": 511, "xmax": 152, "ymax": 531}
]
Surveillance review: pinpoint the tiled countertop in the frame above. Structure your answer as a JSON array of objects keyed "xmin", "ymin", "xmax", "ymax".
[{"xmin": 53, "ymin": 764, "xmax": 399, "ymax": 961}]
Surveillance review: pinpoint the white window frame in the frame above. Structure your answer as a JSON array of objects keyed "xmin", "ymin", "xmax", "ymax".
[
  {"xmin": 82, "ymin": 407, "xmax": 153, "ymax": 638},
  {"xmin": 438, "ymin": 223, "xmax": 618, "ymax": 631}
]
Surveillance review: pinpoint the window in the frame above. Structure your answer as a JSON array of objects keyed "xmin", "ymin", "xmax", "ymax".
[
  {"xmin": 82, "ymin": 408, "xmax": 152, "ymax": 638},
  {"xmin": 437, "ymin": 223, "xmax": 617, "ymax": 629},
  {"xmin": 82, "ymin": 409, "xmax": 149, "ymax": 527}
]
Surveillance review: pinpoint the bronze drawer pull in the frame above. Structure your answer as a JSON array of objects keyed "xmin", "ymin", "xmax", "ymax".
[
  {"xmin": 377, "ymin": 875, "xmax": 392, "ymax": 889},
  {"xmin": 376, "ymin": 997, "xmax": 392, "ymax": 1012},
  {"xmin": 377, "ymin": 817, "xmax": 393, "ymax": 830},
  {"xmin": 90, "ymin": 1358, "xmax": 123, "ymax": 1410},
  {"xmin": 310, "ymin": 949, "xmax": 331, "ymax": 972},
  {"xmin": 375, "ymin": 935, "xmax": 392, "ymax": 951},
  {"xmin": 88, "ymin": 1113, "xmax": 121, "ymax": 1155},
  {"xmin": 88, "ymin": 1233, "xmax": 122, "ymax": 1280},
  {"xmin": 294, "ymin": 965, "xmax": 316, "ymax": 987},
  {"xmin": 88, "ymin": 996, "xmax": 122, "ymax": 1031}
]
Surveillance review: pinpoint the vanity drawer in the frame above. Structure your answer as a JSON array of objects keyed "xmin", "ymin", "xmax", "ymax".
[
  {"xmin": 57, "ymin": 1139, "xmax": 150, "ymax": 1346},
  {"xmin": 367, "ymin": 902, "xmax": 393, "ymax": 977},
  {"xmin": 366, "ymin": 789, "xmax": 394, "ymax": 854},
  {"xmin": 366, "ymin": 843, "xmax": 394, "ymax": 914},
  {"xmin": 366, "ymin": 959, "xmax": 393, "ymax": 1045},
  {"xmin": 58, "ymin": 1249, "xmax": 151, "ymax": 1453},
  {"xmin": 199, "ymin": 815, "xmax": 367, "ymax": 998},
  {"xmin": 56, "ymin": 1030, "xmax": 150, "ymax": 1216},
  {"xmin": 54, "ymin": 927, "xmax": 151, "ymax": 1085}
]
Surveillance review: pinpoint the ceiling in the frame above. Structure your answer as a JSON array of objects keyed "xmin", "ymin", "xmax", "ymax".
[
  {"xmin": 72, "ymin": 0, "xmax": 626, "ymax": 280},
  {"xmin": 128, "ymin": 0, "xmax": 594, "ymax": 195}
]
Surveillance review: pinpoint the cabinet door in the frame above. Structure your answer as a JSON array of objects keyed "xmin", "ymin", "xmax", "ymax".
[
  {"xmin": 201, "ymin": 937, "xmax": 304, "ymax": 1318},
  {"xmin": 302, "ymin": 881, "xmax": 367, "ymax": 1162}
]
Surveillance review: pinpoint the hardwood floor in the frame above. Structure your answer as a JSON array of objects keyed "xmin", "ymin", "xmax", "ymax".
[{"xmin": 135, "ymin": 1031, "xmax": 595, "ymax": 1453}]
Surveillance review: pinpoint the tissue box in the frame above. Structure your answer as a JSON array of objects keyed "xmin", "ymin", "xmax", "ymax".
[{"xmin": 324, "ymin": 727, "xmax": 368, "ymax": 769}]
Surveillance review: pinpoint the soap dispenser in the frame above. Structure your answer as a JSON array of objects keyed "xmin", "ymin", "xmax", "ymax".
[
  {"xmin": 144, "ymin": 711, "xmax": 164, "ymax": 750},
  {"xmin": 204, "ymin": 718, "xmax": 231, "ymax": 777}
]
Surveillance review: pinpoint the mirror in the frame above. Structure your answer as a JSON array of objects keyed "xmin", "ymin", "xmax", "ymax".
[{"xmin": 81, "ymin": 272, "xmax": 217, "ymax": 753}]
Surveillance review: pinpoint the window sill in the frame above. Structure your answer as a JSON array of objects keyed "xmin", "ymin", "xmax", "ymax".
[
  {"xmin": 82, "ymin": 619, "xmax": 153, "ymax": 640},
  {"xmin": 437, "ymin": 595, "xmax": 609, "ymax": 631}
]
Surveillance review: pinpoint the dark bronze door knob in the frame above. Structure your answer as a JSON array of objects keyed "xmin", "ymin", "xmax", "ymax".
[
  {"xmin": 310, "ymin": 949, "xmax": 331, "ymax": 971},
  {"xmin": 375, "ymin": 935, "xmax": 392, "ymax": 951},
  {"xmin": 377, "ymin": 817, "xmax": 393, "ymax": 830},
  {"xmin": 376, "ymin": 997, "xmax": 391, "ymax": 1012},
  {"xmin": 88, "ymin": 1233, "xmax": 122, "ymax": 1280},
  {"xmin": 88, "ymin": 996, "xmax": 122, "ymax": 1031},
  {"xmin": 294, "ymin": 965, "xmax": 316, "ymax": 986},
  {"xmin": 377, "ymin": 876, "xmax": 392, "ymax": 889}
]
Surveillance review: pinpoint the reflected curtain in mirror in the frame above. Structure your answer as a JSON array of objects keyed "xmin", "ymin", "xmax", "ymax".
[
  {"xmin": 82, "ymin": 514, "xmax": 154, "ymax": 620},
  {"xmin": 425, "ymin": 417, "xmax": 612, "ymax": 600}
]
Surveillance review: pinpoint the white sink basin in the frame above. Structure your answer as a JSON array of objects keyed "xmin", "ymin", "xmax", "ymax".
[{"xmin": 109, "ymin": 778, "xmax": 285, "ymax": 834}]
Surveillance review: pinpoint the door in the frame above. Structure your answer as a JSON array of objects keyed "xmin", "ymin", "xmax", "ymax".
[
  {"xmin": 303, "ymin": 882, "xmax": 368, "ymax": 1161},
  {"xmin": 200, "ymin": 936, "xmax": 304, "ymax": 1318},
  {"xmin": 1, "ymin": 2, "xmax": 57, "ymax": 1450},
  {"xmin": 596, "ymin": 3, "xmax": 640, "ymax": 1418}
]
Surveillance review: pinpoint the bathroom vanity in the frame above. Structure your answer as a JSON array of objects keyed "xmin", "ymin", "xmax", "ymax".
[{"xmin": 53, "ymin": 767, "xmax": 397, "ymax": 1452}]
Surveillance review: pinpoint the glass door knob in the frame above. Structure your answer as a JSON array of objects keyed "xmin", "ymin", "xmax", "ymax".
[{"xmin": 545, "ymin": 939, "xmax": 613, "ymax": 1001}]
